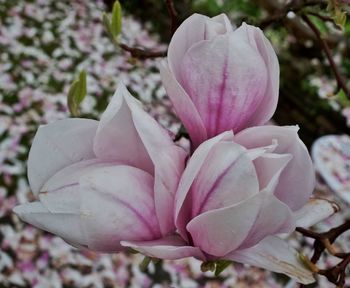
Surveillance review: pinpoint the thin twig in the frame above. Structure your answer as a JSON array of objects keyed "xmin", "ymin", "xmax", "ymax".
[
  {"xmin": 119, "ymin": 43, "xmax": 166, "ymax": 59},
  {"xmin": 307, "ymin": 11, "xmax": 335, "ymax": 23},
  {"xmin": 259, "ymin": 0, "xmax": 325, "ymax": 29},
  {"xmin": 165, "ymin": 0, "xmax": 178, "ymax": 35},
  {"xmin": 301, "ymin": 14, "xmax": 350, "ymax": 99}
]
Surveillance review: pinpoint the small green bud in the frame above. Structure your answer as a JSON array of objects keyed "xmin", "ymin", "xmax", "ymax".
[
  {"xmin": 67, "ymin": 70, "xmax": 87, "ymax": 117},
  {"xmin": 111, "ymin": 0, "xmax": 122, "ymax": 38},
  {"xmin": 102, "ymin": 12, "xmax": 113, "ymax": 39}
]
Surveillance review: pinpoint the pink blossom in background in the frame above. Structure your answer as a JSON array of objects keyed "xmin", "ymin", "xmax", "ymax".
[
  {"xmin": 342, "ymin": 107, "xmax": 350, "ymax": 126},
  {"xmin": 13, "ymin": 83, "xmax": 187, "ymax": 252},
  {"xmin": 160, "ymin": 13, "xmax": 279, "ymax": 148}
]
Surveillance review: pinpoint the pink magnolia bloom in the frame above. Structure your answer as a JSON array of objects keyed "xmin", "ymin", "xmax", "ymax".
[
  {"xmin": 13, "ymin": 83, "xmax": 187, "ymax": 252},
  {"xmin": 160, "ymin": 14, "xmax": 279, "ymax": 148},
  {"xmin": 122, "ymin": 126, "xmax": 337, "ymax": 284}
]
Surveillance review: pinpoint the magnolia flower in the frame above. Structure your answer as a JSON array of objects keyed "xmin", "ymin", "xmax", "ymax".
[
  {"xmin": 160, "ymin": 13, "xmax": 279, "ymax": 148},
  {"xmin": 122, "ymin": 127, "xmax": 338, "ymax": 284},
  {"xmin": 13, "ymin": 83, "xmax": 187, "ymax": 252}
]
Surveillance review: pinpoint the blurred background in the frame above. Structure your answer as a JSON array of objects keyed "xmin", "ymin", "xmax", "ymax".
[{"xmin": 0, "ymin": 0, "xmax": 350, "ymax": 287}]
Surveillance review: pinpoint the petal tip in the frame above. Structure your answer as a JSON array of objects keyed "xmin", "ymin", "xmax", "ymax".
[{"xmin": 12, "ymin": 205, "xmax": 23, "ymax": 216}]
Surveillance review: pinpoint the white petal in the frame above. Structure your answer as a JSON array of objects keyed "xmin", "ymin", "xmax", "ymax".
[
  {"xmin": 13, "ymin": 202, "xmax": 86, "ymax": 246},
  {"xmin": 294, "ymin": 198, "xmax": 340, "ymax": 228},
  {"xmin": 28, "ymin": 119, "xmax": 98, "ymax": 195},
  {"xmin": 227, "ymin": 236, "xmax": 315, "ymax": 284}
]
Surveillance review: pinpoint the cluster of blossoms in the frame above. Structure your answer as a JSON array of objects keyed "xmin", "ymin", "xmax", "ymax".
[{"xmin": 12, "ymin": 9, "xmax": 339, "ymax": 288}]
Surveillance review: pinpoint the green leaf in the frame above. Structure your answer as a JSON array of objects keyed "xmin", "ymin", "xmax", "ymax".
[
  {"xmin": 214, "ymin": 260, "xmax": 231, "ymax": 276},
  {"xmin": 102, "ymin": 12, "xmax": 113, "ymax": 39},
  {"xmin": 67, "ymin": 70, "xmax": 87, "ymax": 117},
  {"xmin": 77, "ymin": 70, "xmax": 87, "ymax": 102},
  {"xmin": 327, "ymin": 0, "xmax": 347, "ymax": 28},
  {"xmin": 67, "ymin": 80, "xmax": 79, "ymax": 116},
  {"xmin": 309, "ymin": 15, "xmax": 329, "ymax": 35},
  {"xmin": 111, "ymin": 0, "xmax": 122, "ymax": 38},
  {"xmin": 334, "ymin": 10, "xmax": 347, "ymax": 28},
  {"xmin": 336, "ymin": 89, "xmax": 350, "ymax": 107}
]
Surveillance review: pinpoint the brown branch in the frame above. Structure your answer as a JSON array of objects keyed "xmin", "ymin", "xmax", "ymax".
[
  {"xmin": 297, "ymin": 219, "xmax": 350, "ymax": 287},
  {"xmin": 165, "ymin": 0, "xmax": 178, "ymax": 35},
  {"xmin": 318, "ymin": 253, "xmax": 350, "ymax": 287},
  {"xmin": 301, "ymin": 14, "xmax": 350, "ymax": 99},
  {"xmin": 113, "ymin": 0, "xmax": 177, "ymax": 59},
  {"xmin": 119, "ymin": 43, "xmax": 166, "ymax": 59}
]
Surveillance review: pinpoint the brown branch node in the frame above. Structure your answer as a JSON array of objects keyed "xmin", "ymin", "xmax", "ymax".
[{"xmin": 119, "ymin": 43, "xmax": 166, "ymax": 59}]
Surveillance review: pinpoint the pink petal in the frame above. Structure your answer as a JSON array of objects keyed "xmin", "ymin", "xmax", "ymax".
[
  {"xmin": 168, "ymin": 13, "xmax": 209, "ymax": 79},
  {"xmin": 159, "ymin": 61, "xmax": 207, "ymax": 148},
  {"xmin": 186, "ymin": 190, "xmax": 293, "ymax": 257},
  {"xmin": 237, "ymin": 192, "xmax": 295, "ymax": 249},
  {"xmin": 234, "ymin": 23, "xmax": 279, "ymax": 126},
  {"xmin": 122, "ymin": 85, "xmax": 188, "ymax": 235},
  {"xmin": 203, "ymin": 14, "xmax": 233, "ymax": 40},
  {"xmin": 190, "ymin": 141, "xmax": 259, "ymax": 216},
  {"xmin": 234, "ymin": 126, "xmax": 315, "ymax": 210},
  {"xmin": 168, "ymin": 13, "xmax": 233, "ymax": 78},
  {"xmin": 121, "ymin": 235, "xmax": 205, "ymax": 260},
  {"xmin": 28, "ymin": 119, "xmax": 98, "ymax": 195},
  {"xmin": 79, "ymin": 165, "xmax": 161, "ymax": 252},
  {"xmin": 294, "ymin": 198, "xmax": 340, "ymax": 228},
  {"xmin": 179, "ymin": 33, "xmax": 268, "ymax": 138},
  {"xmin": 253, "ymin": 152, "xmax": 292, "ymax": 191},
  {"xmin": 226, "ymin": 236, "xmax": 315, "ymax": 284},
  {"xmin": 93, "ymin": 83, "xmax": 154, "ymax": 173},
  {"xmin": 175, "ymin": 131, "xmax": 234, "ymax": 240}
]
